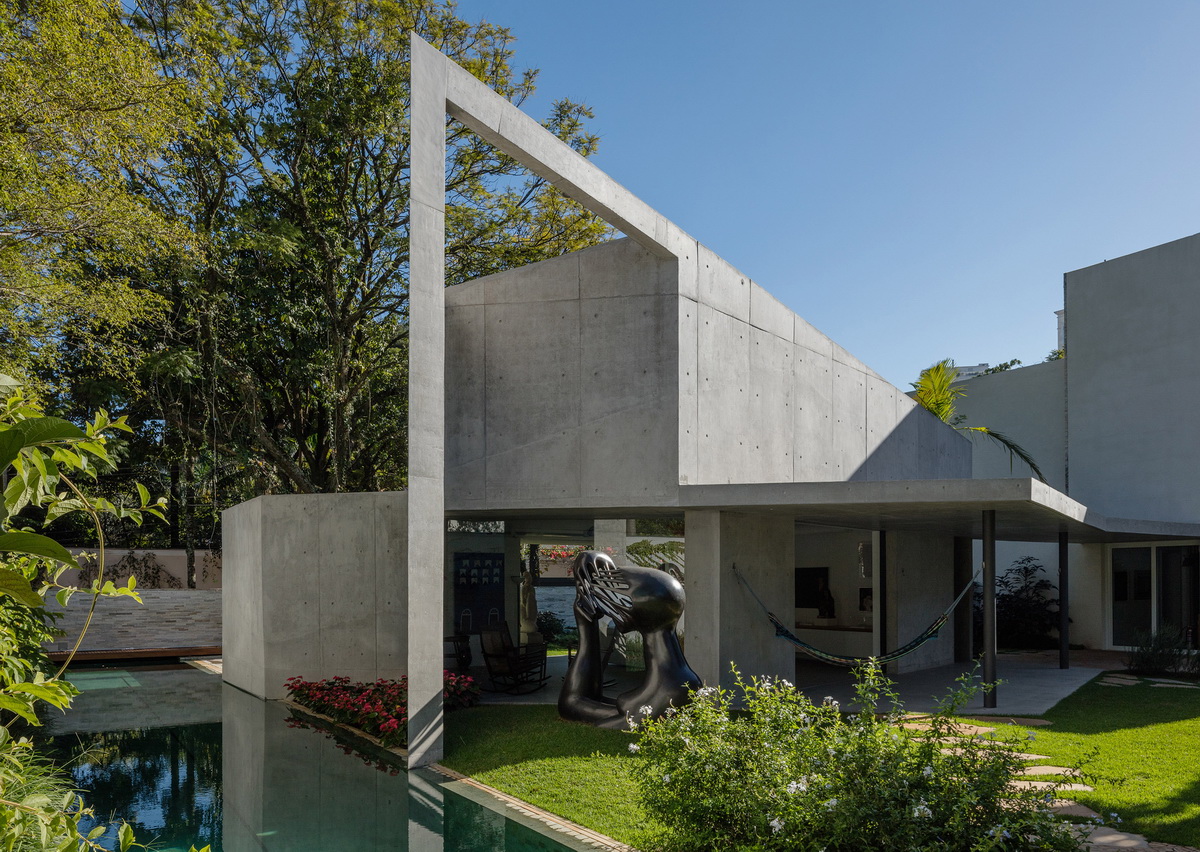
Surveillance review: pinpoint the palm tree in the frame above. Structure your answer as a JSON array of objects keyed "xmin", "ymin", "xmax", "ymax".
[{"xmin": 911, "ymin": 359, "xmax": 1046, "ymax": 482}]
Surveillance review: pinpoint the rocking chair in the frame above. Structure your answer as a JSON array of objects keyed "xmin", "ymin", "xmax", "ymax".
[{"xmin": 480, "ymin": 622, "xmax": 549, "ymax": 694}]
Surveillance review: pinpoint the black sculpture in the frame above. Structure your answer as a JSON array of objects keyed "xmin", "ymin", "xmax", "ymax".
[{"xmin": 558, "ymin": 550, "xmax": 701, "ymax": 728}]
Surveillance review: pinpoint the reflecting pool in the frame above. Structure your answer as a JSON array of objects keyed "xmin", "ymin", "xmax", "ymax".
[{"xmin": 48, "ymin": 666, "xmax": 587, "ymax": 852}]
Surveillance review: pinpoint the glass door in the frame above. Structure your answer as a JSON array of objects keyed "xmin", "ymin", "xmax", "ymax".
[
  {"xmin": 1157, "ymin": 545, "xmax": 1200, "ymax": 646},
  {"xmin": 1111, "ymin": 546, "xmax": 1152, "ymax": 646}
]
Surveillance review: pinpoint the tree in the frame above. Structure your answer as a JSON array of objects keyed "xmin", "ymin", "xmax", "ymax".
[
  {"xmin": 0, "ymin": 0, "xmax": 193, "ymax": 386},
  {"xmin": 911, "ymin": 359, "xmax": 1045, "ymax": 482},
  {"xmin": 128, "ymin": 0, "xmax": 611, "ymax": 495}
]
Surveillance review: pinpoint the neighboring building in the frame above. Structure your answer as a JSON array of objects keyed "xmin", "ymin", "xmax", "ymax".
[
  {"xmin": 956, "ymin": 231, "xmax": 1200, "ymax": 649},
  {"xmin": 952, "ymin": 363, "xmax": 992, "ymax": 381}
]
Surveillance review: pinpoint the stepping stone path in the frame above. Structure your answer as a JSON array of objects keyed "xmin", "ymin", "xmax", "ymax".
[
  {"xmin": 908, "ymin": 707, "xmax": 1200, "ymax": 852},
  {"xmin": 1097, "ymin": 673, "xmax": 1199, "ymax": 690}
]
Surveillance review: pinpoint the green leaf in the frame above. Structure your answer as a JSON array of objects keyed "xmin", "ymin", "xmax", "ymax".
[
  {"xmin": 0, "ymin": 531, "xmax": 76, "ymax": 566},
  {"xmin": 0, "ymin": 568, "xmax": 44, "ymax": 607},
  {"xmin": 118, "ymin": 822, "xmax": 135, "ymax": 852},
  {"xmin": 12, "ymin": 417, "xmax": 86, "ymax": 447},
  {"xmin": 0, "ymin": 693, "xmax": 39, "ymax": 724},
  {"xmin": 0, "ymin": 429, "xmax": 23, "ymax": 473}
]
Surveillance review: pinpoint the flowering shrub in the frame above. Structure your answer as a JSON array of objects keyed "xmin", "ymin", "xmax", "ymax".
[
  {"xmin": 284, "ymin": 671, "xmax": 480, "ymax": 748},
  {"xmin": 629, "ymin": 663, "xmax": 1088, "ymax": 851}
]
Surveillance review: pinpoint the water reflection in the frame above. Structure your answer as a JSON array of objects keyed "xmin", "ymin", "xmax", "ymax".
[{"xmin": 52, "ymin": 668, "xmax": 580, "ymax": 852}]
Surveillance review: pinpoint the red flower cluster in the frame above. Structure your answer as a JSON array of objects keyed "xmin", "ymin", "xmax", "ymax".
[{"xmin": 284, "ymin": 671, "xmax": 480, "ymax": 748}]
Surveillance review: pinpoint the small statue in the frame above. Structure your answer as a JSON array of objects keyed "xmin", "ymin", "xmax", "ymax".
[
  {"xmin": 558, "ymin": 551, "xmax": 701, "ymax": 729},
  {"xmin": 817, "ymin": 577, "xmax": 836, "ymax": 619}
]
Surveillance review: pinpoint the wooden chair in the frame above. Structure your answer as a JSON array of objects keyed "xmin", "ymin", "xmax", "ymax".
[{"xmin": 479, "ymin": 622, "xmax": 548, "ymax": 694}]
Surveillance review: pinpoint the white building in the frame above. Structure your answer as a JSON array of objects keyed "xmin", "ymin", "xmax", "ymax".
[{"xmin": 956, "ymin": 231, "xmax": 1200, "ymax": 651}]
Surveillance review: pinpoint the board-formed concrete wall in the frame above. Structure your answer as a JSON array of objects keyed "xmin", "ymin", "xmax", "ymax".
[
  {"xmin": 1066, "ymin": 232, "xmax": 1200, "ymax": 524},
  {"xmin": 222, "ymin": 493, "xmax": 408, "ymax": 699},
  {"xmin": 445, "ymin": 239, "xmax": 680, "ymax": 510},
  {"xmin": 681, "ymin": 244, "xmax": 971, "ymax": 487},
  {"xmin": 445, "ymin": 238, "xmax": 971, "ymax": 512}
]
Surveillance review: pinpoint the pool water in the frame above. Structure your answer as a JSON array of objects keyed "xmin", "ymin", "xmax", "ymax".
[{"xmin": 48, "ymin": 666, "xmax": 587, "ymax": 852}]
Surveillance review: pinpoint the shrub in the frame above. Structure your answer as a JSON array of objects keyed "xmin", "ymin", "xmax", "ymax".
[
  {"xmin": 536, "ymin": 610, "xmax": 566, "ymax": 643},
  {"xmin": 1125, "ymin": 625, "xmax": 1199, "ymax": 677},
  {"xmin": 975, "ymin": 556, "xmax": 1061, "ymax": 650},
  {"xmin": 285, "ymin": 671, "xmax": 481, "ymax": 748},
  {"xmin": 629, "ymin": 663, "xmax": 1089, "ymax": 851}
]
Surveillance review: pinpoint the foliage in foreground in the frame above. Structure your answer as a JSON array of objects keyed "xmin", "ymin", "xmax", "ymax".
[
  {"xmin": 630, "ymin": 664, "xmax": 1089, "ymax": 851},
  {"xmin": 0, "ymin": 379, "xmax": 210, "ymax": 851},
  {"xmin": 285, "ymin": 672, "xmax": 480, "ymax": 748}
]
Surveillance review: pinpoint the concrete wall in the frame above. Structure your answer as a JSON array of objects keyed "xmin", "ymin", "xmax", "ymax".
[
  {"xmin": 685, "ymin": 510, "xmax": 795, "ymax": 689},
  {"xmin": 954, "ymin": 360, "xmax": 1067, "ymax": 489},
  {"xmin": 446, "ymin": 238, "xmax": 971, "ymax": 512},
  {"xmin": 1066, "ymin": 232, "xmax": 1200, "ymax": 523},
  {"xmin": 887, "ymin": 531, "xmax": 956, "ymax": 673},
  {"xmin": 680, "ymin": 243, "xmax": 970, "ymax": 486},
  {"xmin": 62, "ymin": 548, "xmax": 222, "ymax": 589},
  {"xmin": 445, "ymin": 239, "xmax": 680, "ymax": 510},
  {"xmin": 222, "ymin": 493, "xmax": 408, "ymax": 700}
]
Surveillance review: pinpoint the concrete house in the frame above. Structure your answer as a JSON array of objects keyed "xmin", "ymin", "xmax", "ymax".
[
  {"xmin": 222, "ymin": 38, "xmax": 1200, "ymax": 765},
  {"xmin": 955, "ymin": 231, "xmax": 1200, "ymax": 652}
]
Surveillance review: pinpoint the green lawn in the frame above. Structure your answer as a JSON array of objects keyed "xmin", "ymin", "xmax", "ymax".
[
  {"xmin": 440, "ymin": 677, "xmax": 1200, "ymax": 850},
  {"xmin": 442, "ymin": 705, "xmax": 660, "ymax": 846},
  {"xmin": 1008, "ymin": 675, "xmax": 1200, "ymax": 847}
]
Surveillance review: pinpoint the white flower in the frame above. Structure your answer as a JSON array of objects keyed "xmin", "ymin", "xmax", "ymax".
[
  {"xmin": 824, "ymin": 798, "xmax": 838, "ymax": 810},
  {"xmin": 628, "ymin": 743, "xmax": 640, "ymax": 753},
  {"xmin": 780, "ymin": 678, "xmax": 793, "ymax": 688},
  {"xmin": 913, "ymin": 803, "xmax": 932, "ymax": 819},
  {"xmin": 697, "ymin": 686, "xmax": 717, "ymax": 698},
  {"xmin": 663, "ymin": 774, "xmax": 671, "ymax": 783},
  {"xmin": 639, "ymin": 704, "xmax": 654, "ymax": 716},
  {"xmin": 786, "ymin": 778, "xmax": 808, "ymax": 794},
  {"xmin": 769, "ymin": 817, "xmax": 784, "ymax": 834},
  {"xmin": 922, "ymin": 765, "xmax": 934, "ymax": 778},
  {"xmin": 1027, "ymin": 731, "xmax": 1037, "ymax": 740}
]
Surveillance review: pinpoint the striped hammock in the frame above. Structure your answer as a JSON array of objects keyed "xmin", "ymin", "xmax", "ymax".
[{"xmin": 732, "ymin": 564, "xmax": 976, "ymax": 667}]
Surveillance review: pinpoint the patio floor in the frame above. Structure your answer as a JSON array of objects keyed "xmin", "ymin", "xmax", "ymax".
[{"xmin": 472, "ymin": 648, "xmax": 1118, "ymax": 717}]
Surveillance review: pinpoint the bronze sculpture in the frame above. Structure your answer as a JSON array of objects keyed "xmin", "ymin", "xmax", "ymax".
[{"xmin": 558, "ymin": 550, "xmax": 702, "ymax": 728}]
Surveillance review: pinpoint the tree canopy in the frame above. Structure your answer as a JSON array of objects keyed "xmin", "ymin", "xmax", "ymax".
[
  {"xmin": 0, "ymin": 0, "xmax": 194, "ymax": 383},
  {"xmin": 114, "ymin": 0, "xmax": 610, "ymax": 502}
]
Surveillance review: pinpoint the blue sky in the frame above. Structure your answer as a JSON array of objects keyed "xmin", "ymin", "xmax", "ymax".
[{"xmin": 452, "ymin": 1, "xmax": 1200, "ymax": 388}]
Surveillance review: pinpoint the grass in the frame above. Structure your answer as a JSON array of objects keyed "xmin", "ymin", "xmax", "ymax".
[
  {"xmin": 438, "ymin": 674, "xmax": 1200, "ymax": 850},
  {"xmin": 442, "ymin": 704, "xmax": 660, "ymax": 846},
  {"xmin": 1007, "ymin": 675, "xmax": 1200, "ymax": 847}
]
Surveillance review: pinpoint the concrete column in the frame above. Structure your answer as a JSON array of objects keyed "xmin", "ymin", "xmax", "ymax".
[
  {"xmin": 407, "ymin": 34, "xmax": 448, "ymax": 767},
  {"xmin": 982, "ymin": 510, "xmax": 997, "ymax": 708},
  {"xmin": 593, "ymin": 519, "xmax": 629, "ymax": 567},
  {"xmin": 1058, "ymin": 531, "xmax": 1070, "ymax": 669},
  {"xmin": 683, "ymin": 510, "xmax": 721, "ymax": 686},
  {"xmin": 684, "ymin": 510, "xmax": 794, "ymax": 689}
]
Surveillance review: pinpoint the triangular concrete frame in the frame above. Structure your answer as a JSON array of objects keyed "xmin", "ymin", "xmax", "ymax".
[{"xmin": 407, "ymin": 33, "xmax": 724, "ymax": 766}]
